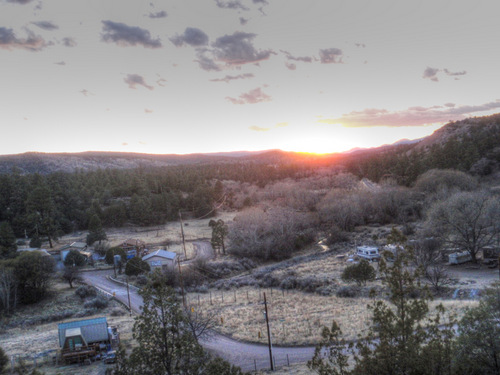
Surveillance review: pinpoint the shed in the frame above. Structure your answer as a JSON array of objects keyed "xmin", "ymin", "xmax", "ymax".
[
  {"xmin": 142, "ymin": 249, "xmax": 177, "ymax": 271},
  {"xmin": 58, "ymin": 317, "xmax": 109, "ymax": 348}
]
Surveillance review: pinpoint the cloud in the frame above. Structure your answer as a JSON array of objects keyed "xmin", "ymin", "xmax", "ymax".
[
  {"xmin": 226, "ymin": 87, "xmax": 271, "ymax": 104},
  {"xmin": 275, "ymin": 122, "xmax": 288, "ymax": 128},
  {"xmin": 355, "ymin": 43, "xmax": 366, "ymax": 48},
  {"xmin": 210, "ymin": 73, "xmax": 254, "ymax": 83},
  {"xmin": 423, "ymin": 67, "xmax": 467, "ymax": 81},
  {"xmin": 444, "ymin": 68, "xmax": 467, "ymax": 77},
  {"xmin": 319, "ymin": 48, "xmax": 343, "ymax": 64},
  {"xmin": 122, "ymin": 142, "xmax": 128, "ymax": 146},
  {"xmin": 215, "ymin": 0, "xmax": 249, "ymax": 10},
  {"xmin": 145, "ymin": 109, "xmax": 153, "ymax": 113},
  {"xmin": 285, "ymin": 62, "xmax": 296, "ymax": 70},
  {"xmin": 62, "ymin": 37, "xmax": 76, "ymax": 47},
  {"xmin": 318, "ymin": 100, "xmax": 500, "ymax": 127},
  {"xmin": 156, "ymin": 77, "xmax": 167, "ymax": 86},
  {"xmin": 6, "ymin": 0, "xmax": 33, "ymax": 3},
  {"xmin": 32, "ymin": 21, "xmax": 58, "ymax": 31},
  {"xmin": 170, "ymin": 27, "xmax": 209, "ymax": 47},
  {"xmin": 54, "ymin": 61, "xmax": 65, "ymax": 65},
  {"xmin": 281, "ymin": 50, "xmax": 313, "ymax": 63},
  {"xmin": 80, "ymin": 89, "xmax": 93, "ymax": 96},
  {"xmin": 147, "ymin": 10, "xmax": 167, "ymax": 19},
  {"xmin": 124, "ymin": 74, "xmax": 154, "ymax": 90},
  {"xmin": 249, "ymin": 125, "xmax": 270, "ymax": 132},
  {"xmin": 101, "ymin": 20, "xmax": 161, "ymax": 48},
  {"xmin": 213, "ymin": 32, "xmax": 272, "ymax": 65},
  {"xmin": 194, "ymin": 49, "xmax": 221, "ymax": 71},
  {"xmin": 423, "ymin": 66, "xmax": 440, "ymax": 81},
  {"xmin": 239, "ymin": 17, "xmax": 249, "ymax": 25},
  {"xmin": 0, "ymin": 27, "xmax": 46, "ymax": 51}
]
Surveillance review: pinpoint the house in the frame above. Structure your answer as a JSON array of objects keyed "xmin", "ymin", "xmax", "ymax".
[
  {"xmin": 356, "ymin": 246, "xmax": 380, "ymax": 261},
  {"xmin": 58, "ymin": 317, "xmax": 119, "ymax": 364},
  {"xmin": 58, "ymin": 317, "xmax": 110, "ymax": 349},
  {"xmin": 142, "ymin": 249, "xmax": 177, "ymax": 271},
  {"xmin": 121, "ymin": 239, "xmax": 147, "ymax": 257}
]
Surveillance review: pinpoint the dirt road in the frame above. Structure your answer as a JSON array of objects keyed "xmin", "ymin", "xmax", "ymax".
[{"xmin": 81, "ymin": 268, "xmax": 314, "ymax": 372}]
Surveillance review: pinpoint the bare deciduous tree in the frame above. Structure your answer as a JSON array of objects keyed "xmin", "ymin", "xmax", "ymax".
[{"xmin": 427, "ymin": 190, "xmax": 500, "ymax": 263}]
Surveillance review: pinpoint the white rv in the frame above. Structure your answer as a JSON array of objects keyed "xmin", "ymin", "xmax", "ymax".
[
  {"xmin": 356, "ymin": 246, "xmax": 380, "ymax": 261},
  {"xmin": 448, "ymin": 251, "xmax": 472, "ymax": 265}
]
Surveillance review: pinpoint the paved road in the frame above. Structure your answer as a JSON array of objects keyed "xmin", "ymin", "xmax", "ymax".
[{"xmin": 81, "ymin": 267, "xmax": 315, "ymax": 372}]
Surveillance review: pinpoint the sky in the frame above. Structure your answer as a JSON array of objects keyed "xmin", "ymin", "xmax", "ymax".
[{"xmin": 1, "ymin": 0, "xmax": 500, "ymax": 155}]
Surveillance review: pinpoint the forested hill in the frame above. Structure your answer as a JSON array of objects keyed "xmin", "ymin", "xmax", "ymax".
[
  {"xmin": 342, "ymin": 113, "xmax": 500, "ymax": 185},
  {"xmin": 0, "ymin": 151, "xmax": 263, "ymax": 175}
]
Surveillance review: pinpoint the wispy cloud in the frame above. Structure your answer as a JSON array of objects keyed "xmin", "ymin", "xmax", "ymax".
[
  {"xmin": 249, "ymin": 125, "xmax": 270, "ymax": 131},
  {"xmin": 32, "ymin": 21, "xmax": 58, "ymax": 31},
  {"xmin": 213, "ymin": 31, "xmax": 272, "ymax": 65},
  {"xmin": 226, "ymin": 87, "xmax": 271, "ymax": 104},
  {"xmin": 195, "ymin": 49, "xmax": 221, "ymax": 71},
  {"xmin": 170, "ymin": 27, "xmax": 209, "ymax": 47},
  {"xmin": 0, "ymin": 27, "xmax": 46, "ymax": 51},
  {"xmin": 215, "ymin": 0, "xmax": 249, "ymax": 11},
  {"xmin": 62, "ymin": 37, "xmax": 76, "ymax": 47},
  {"xmin": 318, "ymin": 100, "xmax": 500, "ymax": 127},
  {"xmin": 423, "ymin": 67, "xmax": 467, "ymax": 81},
  {"xmin": 281, "ymin": 50, "xmax": 313, "ymax": 63},
  {"xmin": 124, "ymin": 74, "xmax": 154, "ymax": 90},
  {"xmin": 80, "ymin": 89, "xmax": 94, "ymax": 97},
  {"xmin": 147, "ymin": 10, "xmax": 167, "ymax": 19},
  {"xmin": 319, "ymin": 48, "xmax": 343, "ymax": 64},
  {"xmin": 210, "ymin": 73, "xmax": 254, "ymax": 83},
  {"xmin": 7, "ymin": 0, "xmax": 33, "ymax": 4},
  {"xmin": 101, "ymin": 21, "xmax": 161, "ymax": 48}
]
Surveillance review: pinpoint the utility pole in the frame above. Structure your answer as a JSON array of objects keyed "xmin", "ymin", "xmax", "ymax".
[
  {"xmin": 178, "ymin": 211, "xmax": 187, "ymax": 259},
  {"xmin": 263, "ymin": 292, "xmax": 274, "ymax": 371},
  {"xmin": 126, "ymin": 277, "xmax": 132, "ymax": 316},
  {"xmin": 178, "ymin": 257, "xmax": 186, "ymax": 307},
  {"xmin": 113, "ymin": 248, "xmax": 117, "ymax": 278}
]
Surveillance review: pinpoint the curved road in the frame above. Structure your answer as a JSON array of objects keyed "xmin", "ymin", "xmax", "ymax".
[{"xmin": 81, "ymin": 241, "xmax": 315, "ymax": 372}]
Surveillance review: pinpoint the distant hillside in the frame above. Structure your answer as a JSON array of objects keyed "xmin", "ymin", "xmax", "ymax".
[
  {"xmin": 0, "ymin": 151, "xmax": 246, "ymax": 174},
  {"xmin": 342, "ymin": 113, "xmax": 500, "ymax": 184}
]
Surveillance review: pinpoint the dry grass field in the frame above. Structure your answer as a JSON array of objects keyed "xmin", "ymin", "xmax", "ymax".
[{"xmin": 186, "ymin": 287, "xmax": 477, "ymax": 346}]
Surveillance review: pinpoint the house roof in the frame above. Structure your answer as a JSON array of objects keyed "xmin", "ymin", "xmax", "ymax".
[
  {"xmin": 70, "ymin": 242, "xmax": 87, "ymax": 249},
  {"xmin": 58, "ymin": 317, "xmax": 108, "ymax": 347},
  {"xmin": 142, "ymin": 249, "xmax": 177, "ymax": 261},
  {"xmin": 122, "ymin": 239, "xmax": 145, "ymax": 246}
]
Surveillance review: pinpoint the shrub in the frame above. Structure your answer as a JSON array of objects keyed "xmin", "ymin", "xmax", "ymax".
[
  {"xmin": 336, "ymin": 286, "xmax": 358, "ymax": 298},
  {"xmin": 136, "ymin": 274, "xmax": 149, "ymax": 286},
  {"xmin": 75, "ymin": 285, "xmax": 97, "ymax": 299},
  {"xmin": 83, "ymin": 295, "xmax": 108, "ymax": 309},
  {"xmin": 64, "ymin": 250, "xmax": 86, "ymax": 267},
  {"xmin": 125, "ymin": 257, "xmax": 150, "ymax": 276},
  {"xmin": 105, "ymin": 247, "xmax": 126, "ymax": 265},
  {"xmin": 341, "ymin": 260, "xmax": 376, "ymax": 286}
]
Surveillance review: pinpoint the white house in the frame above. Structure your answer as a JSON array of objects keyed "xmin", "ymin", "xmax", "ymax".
[{"xmin": 142, "ymin": 249, "xmax": 177, "ymax": 271}]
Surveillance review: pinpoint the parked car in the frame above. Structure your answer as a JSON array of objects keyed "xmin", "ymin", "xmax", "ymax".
[{"xmin": 104, "ymin": 351, "xmax": 116, "ymax": 364}]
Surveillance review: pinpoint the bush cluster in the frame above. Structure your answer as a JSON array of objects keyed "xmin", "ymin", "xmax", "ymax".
[{"xmin": 75, "ymin": 285, "xmax": 97, "ymax": 299}]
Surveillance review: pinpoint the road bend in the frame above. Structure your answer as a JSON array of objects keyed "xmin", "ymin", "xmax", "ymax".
[{"xmin": 81, "ymin": 267, "xmax": 315, "ymax": 372}]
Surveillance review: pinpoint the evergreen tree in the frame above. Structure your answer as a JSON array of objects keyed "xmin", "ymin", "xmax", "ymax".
[
  {"xmin": 86, "ymin": 214, "xmax": 107, "ymax": 245},
  {"xmin": 209, "ymin": 219, "xmax": 228, "ymax": 255},
  {"xmin": 0, "ymin": 221, "xmax": 17, "ymax": 259}
]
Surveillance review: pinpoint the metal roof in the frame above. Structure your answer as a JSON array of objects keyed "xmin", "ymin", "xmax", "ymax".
[
  {"xmin": 58, "ymin": 317, "xmax": 108, "ymax": 347},
  {"xmin": 142, "ymin": 249, "xmax": 177, "ymax": 261}
]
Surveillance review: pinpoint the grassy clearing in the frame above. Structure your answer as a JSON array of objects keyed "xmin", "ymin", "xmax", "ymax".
[
  {"xmin": 56, "ymin": 211, "xmax": 237, "ymax": 260},
  {"xmin": 186, "ymin": 287, "xmax": 477, "ymax": 346}
]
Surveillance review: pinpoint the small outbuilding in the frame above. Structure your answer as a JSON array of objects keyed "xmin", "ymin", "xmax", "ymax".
[
  {"xmin": 142, "ymin": 249, "xmax": 177, "ymax": 271},
  {"xmin": 58, "ymin": 317, "xmax": 110, "ymax": 349}
]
